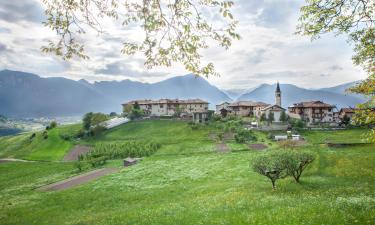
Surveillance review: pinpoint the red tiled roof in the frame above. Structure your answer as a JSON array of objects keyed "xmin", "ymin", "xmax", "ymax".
[{"xmin": 289, "ymin": 101, "xmax": 334, "ymax": 108}]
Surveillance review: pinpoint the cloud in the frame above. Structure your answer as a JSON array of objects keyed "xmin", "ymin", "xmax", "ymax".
[
  {"xmin": 0, "ymin": 0, "xmax": 367, "ymax": 89},
  {"xmin": 0, "ymin": 43, "xmax": 7, "ymax": 52},
  {"xmin": 95, "ymin": 61, "xmax": 167, "ymax": 78},
  {"xmin": 0, "ymin": 0, "xmax": 44, "ymax": 23}
]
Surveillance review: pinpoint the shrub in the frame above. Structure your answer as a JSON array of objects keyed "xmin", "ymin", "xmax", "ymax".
[
  {"xmin": 252, "ymin": 153, "xmax": 287, "ymax": 190},
  {"xmin": 88, "ymin": 156, "xmax": 108, "ymax": 168},
  {"xmin": 280, "ymin": 151, "xmax": 315, "ymax": 183},
  {"xmin": 42, "ymin": 131, "xmax": 48, "ymax": 139},
  {"xmin": 235, "ymin": 129, "xmax": 257, "ymax": 143},
  {"xmin": 84, "ymin": 140, "xmax": 161, "ymax": 160},
  {"xmin": 49, "ymin": 121, "xmax": 57, "ymax": 129},
  {"xmin": 29, "ymin": 133, "xmax": 36, "ymax": 140}
]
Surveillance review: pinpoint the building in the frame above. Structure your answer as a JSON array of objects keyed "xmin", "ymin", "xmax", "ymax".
[
  {"xmin": 288, "ymin": 101, "xmax": 335, "ymax": 123},
  {"xmin": 259, "ymin": 82, "xmax": 286, "ymax": 122},
  {"xmin": 227, "ymin": 101, "xmax": 269, "ymax": 117},
  {"xmin": 215, "ymin": 102, "xmax": 231, "ymax": 116},
  {"xmin": 122, "ymin": 98, "xmax": 209, "ymax": 122},
  {"xmin": 339, "ymin": 108, "xmax": 355, "ymax": 120},
  {"xmin": 214, "ymin": 81, "xmax": 286, "ymax": 122}
]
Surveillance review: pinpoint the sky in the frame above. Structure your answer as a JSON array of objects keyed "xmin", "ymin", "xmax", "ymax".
[{"xmin": 0, "ymin": 0, "xmax": 367, "ymax": 91}]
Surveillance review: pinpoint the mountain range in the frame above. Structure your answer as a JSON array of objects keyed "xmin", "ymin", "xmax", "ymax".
[{"xmin": 0, "ymin": 70, "xmax": 365, "ymax": 117}]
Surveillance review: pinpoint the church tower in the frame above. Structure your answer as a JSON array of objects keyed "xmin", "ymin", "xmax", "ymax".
[{"xmin": 275, "ymin": 81, "xmax": 281, "ymax": 106}]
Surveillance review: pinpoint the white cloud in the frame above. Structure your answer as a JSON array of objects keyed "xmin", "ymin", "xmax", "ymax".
[{"xmin": 0, "ymin": 0, "xmax": 367, "ymax": 89}]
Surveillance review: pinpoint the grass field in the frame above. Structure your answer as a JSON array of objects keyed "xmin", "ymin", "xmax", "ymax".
[
  {"xmin": 0, "ymin": 120, "xmax": 374, "ymax": 224},
  {"xmin": 0, "ymin": 124, "xmax": 81, "ymax": 161}
]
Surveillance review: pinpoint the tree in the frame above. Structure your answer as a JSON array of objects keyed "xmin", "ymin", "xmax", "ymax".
[
  {"xmin": 123, "ymin": 104, "xmax": 133, "ymax": 114},
  {"xmin": 49, "ymin": 121, "xmax": 57, "ymax": 129},
  {"xmin": 133, "ymin": 101, "xmax": 140, "ymax": 110},
  {"xmin": 280, "ymin": 151, "xmax": 315, "ymax": 183},
  {"xmin": 280, "ymin": 110, "xmax": 287, "ymax": 122},
  {"xmin": 83, "ymin": 112, "xmax": 94, "ymax": 130},
  {"xmin": 267, "ymin": 112, "xmax": 274, "ymax": 124},
  {"xmin": 297, "ymin": 0, "xmax": 374, "ymax": 142},
  {"xmin": 252, "ymin": 153, "xmax": 287, "ymax": 190},
  {"xmin": 129, "ymin": 108, "xmax": 144, "ymax": 120},
  {"xmin": 341, "ymin": 114, "xmax": 351, "ymax": 126},
  {"xmin": 260, "ymin": 113, "xmax": 267, "ymax": 122},
  {"xmin": 41, "ymin": 0, "xmax": 240, "ymax": 77},
  {"xmin": 109, "ymin": 112, "xmax": 117, "ymax": 117}
]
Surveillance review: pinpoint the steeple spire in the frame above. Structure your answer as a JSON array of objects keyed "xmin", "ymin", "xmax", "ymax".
[
  {"xmin": 276, "ymin": 81, "xmax": 281, "ymax": 93},
  {"xmin": 275, "ymin": 81, "xmax": 281, "ymax": 106}
]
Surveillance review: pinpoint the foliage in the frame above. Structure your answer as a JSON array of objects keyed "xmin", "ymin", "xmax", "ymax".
[
  {"xmin": 217, "ymin": 132, "xmax": 224, "ymax": 142},
  {"xmin": 82, "ymin": 112, "xmax": 108, "ymax": 136},
  {"xmin": 129, "ymin": 108, "xmax": 145, "ymax": 120},
  {"xmin": 267, "ymin": 112, "xmax": 275, "ymax": 124},
  {"xmin": 252, "ymin": 153, "xmax": 287, "ymax": 190},
  {"xmin": 84, "ymin": 141, "xmax": 161, "ymax": 160},
  {"xmin": 123, "ymin": 104, "xmax": 133, "ymax": 114},
  {"xmin": 29, "ymin": 133, "xmax": 36, "ymax": 140},
  {"xmin": 297, "ymin": 0, "xmax": 374, "ymax": 142},
  {"xmin": 280, "ymin": 150, "xmax": 315, "ymax": 183},
  {"xmin": 109, "ymin": 112, "xmax": 118, "ymax": 117},
  {"xmin": 42, "ymin": 131, "xmax": 48, "ymax": 139},
  {"xmin": 234, "ymin": 129, "xmax": 257, "ymax": 143},
  {"xmin": 49, "ymin": 121, "xmax": 57, "ymax": 129},
  {"xmin": 279, "ymin": 139, "xmax": 298, "ymax": 150},
  {"xmin": 280, "ymin": 110, "xmax": 288, "ymax": 122},
  {"xmin": 41, "ymin": 0, "xmax": 240, "ymax": 77},
  {"xmin": 260, "ymin": 113, "xmax": 267, "ymax": 122},
  {"xmin": 290, "ymin": 118, "xmax": 306, "ymax": 129},
  {"xmin": 341, "ymin": 115, "xmax": 351, "ymax": 126}
]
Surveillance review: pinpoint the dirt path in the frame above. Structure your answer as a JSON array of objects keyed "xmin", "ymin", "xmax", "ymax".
[
  {"xmin": 216, "ymin": 143, "xmax": 230, "ymax": 153},
  {"xmin": 38, "ymin": 168, "xmax": 119, "ymax": 191},
  {"xmin": 63, "ymin": 145, "xmax": 91, "ymax": 161},
  {"xmin": 0, "ymin": 158, "xmax": 35, "ymax": 163},
  {"xmin": 248, "ymin": 143, "xmax": 268, "ymax": 151}
]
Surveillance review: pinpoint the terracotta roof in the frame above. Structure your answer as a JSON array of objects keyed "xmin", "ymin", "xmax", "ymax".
[
  {"xmin": 228, "ymin": 101, "xmax": 269, "ymax": 107},
  {"xmin": 261, "ymin": 104, "xmax": 285, "ymax": 111},
  {"xmin": 288, "ymin": 101, "xmax": 334, "ymax": 108},
  {"xmin": 123, "ymin": 98, "xmax": 208, "ymax": 105},
  {"xmin": 340, "ymin": 108, "xmax": 355, "ymax": 113}
]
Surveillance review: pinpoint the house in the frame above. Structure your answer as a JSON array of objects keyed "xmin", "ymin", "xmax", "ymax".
[
  {"xmin": 122, "ymin": 98, "xmax": 209, "ymax": 122},
  {"xmin": 227, "ymin": 101, "xmax": 269, "ymax": 117},
  {"xmin": 288, "ymin": 101, "xmax": 335, "ymax": 123},
  {"xmin": 261, "ymin": 104, "xmax": 285, "ymax": 122},
  {"xmin": 339, "ymin": 108, "xmax": 355, "ymax": 120},
  {"xmin": 215, "ymin": 102, "xmax": 231, "ymax": 116},
  {"xmin": 215, "ymin": 81, "xmax": 286, "ymax": 122}
]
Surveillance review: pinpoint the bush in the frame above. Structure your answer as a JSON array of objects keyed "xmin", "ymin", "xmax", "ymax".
[
  {"xmin": 252, "ymin": 153, "xmax": 287, "ymax": 190},
  {"xmin": 234, "ymin": 129, "xmax": 257, "ymax": 143},
  {"xmin": 42, "ymin": 131, "xmax": 48, "ymax": 139},
  {"xmin": 49, "ymin": 121, "xmax": 57, "ymax": 129},
  {"xmin": 29, "ymin": 133, "xmax": 36, "ymax": 140},
  {"xmin": 88, "ymin": 156, "xmax": 108, "ymax": 167},
  {"xmin": 84, "ymin": 140, "xmax": 161, "ymax": 160},
  {"xmin": 252, "ymin": 150, "xmax": 316, "ymax": 189},
  {"xmin": 280, "ymin": 151, "xmax": 315, "ymax": 183}
]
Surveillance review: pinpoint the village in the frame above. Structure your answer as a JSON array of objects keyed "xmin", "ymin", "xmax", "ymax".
[{"xmin": 122, "ymin": 82, "xmax": 355, "ymax": 126}]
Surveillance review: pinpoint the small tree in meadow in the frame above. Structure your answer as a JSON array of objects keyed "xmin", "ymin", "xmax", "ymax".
[
  {"xmin": 252, "ymin": 153, "xmax": 287, "ymax": 190},
  {"xmin": 280, "ymin": 151, "xmax": 315, "ymax": 183}
]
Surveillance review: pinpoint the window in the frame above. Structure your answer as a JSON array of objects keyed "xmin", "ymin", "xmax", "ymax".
[{"xmin": 160, "ymin": 104, "xmax": 163, "ymax": 108}]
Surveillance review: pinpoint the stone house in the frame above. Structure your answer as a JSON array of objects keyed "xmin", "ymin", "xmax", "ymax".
[
  {"xmin": 339, "ymin": 108, "xmax": 355, "ymax": 120},
  {"xmin": 288, "ymin": 101, "xmax": 335, "ymax": 123},
  {"xmin": 122, "ymin": 98, "xmax": 209, "ymax": 122}
]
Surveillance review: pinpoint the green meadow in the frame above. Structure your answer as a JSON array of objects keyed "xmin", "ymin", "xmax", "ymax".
[{"xmin": 0, "ymin": 120, "xmax": 374, "ymax": 224}]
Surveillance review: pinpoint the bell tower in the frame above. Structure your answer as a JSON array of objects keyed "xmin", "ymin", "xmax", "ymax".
[{"xmin": 275, "ymin": 81, "xmax": 281, "ymax": 106}]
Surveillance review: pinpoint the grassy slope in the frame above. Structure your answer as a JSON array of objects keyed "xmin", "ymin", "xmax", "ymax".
[
  {"xmin": 0, "ymin": 124, "xmax": 81, "ymax": 161},
  {"xmin": 82, "ymin": 120, "xmax": 217, "ymax": 155},
  {"xmin": 302, "ymin": 128, "xmax": 369, "ymax": 144},
  {"xmin": 1, "ymin": 121, "xmax": 375, "ymax": 224}
]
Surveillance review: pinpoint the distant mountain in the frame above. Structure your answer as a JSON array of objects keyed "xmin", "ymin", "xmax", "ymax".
[
  {"xmin": 0, "ymin": 70, "xmax": 231, "ymax": 117},
  {"xmin": 238, "ymin": 83, "xmax": 365, "ymax": 109}
]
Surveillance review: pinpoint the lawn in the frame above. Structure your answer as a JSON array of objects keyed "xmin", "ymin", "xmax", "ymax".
[
  {"xmin": 302, "ymin": 128, "xmax": 369, "ymax": 144},
  {"xmin": 0, "ymin": 121, "xmax": 374, "ymax": 224},
  {"xmin": 0, "ymin": 124, "xmax": 81, "ymax": 161}
]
